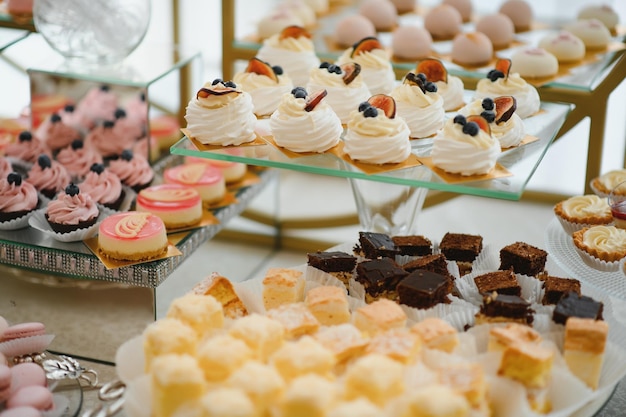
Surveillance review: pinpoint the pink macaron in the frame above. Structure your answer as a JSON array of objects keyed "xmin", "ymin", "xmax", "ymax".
[
  {"xmin": 6, "ymin": 386, "xmax": 54, "ymax": 411},
  {"xmin": 0, "ymin": 406, "xmax": 42, "ymax": 417},
  {"xmin": 0, "ymin": 364, "xmax": 11, "ymax": 402},
  {"xmin": 10, "ymin": 363, "xmax": 47, "ymax": 395},
  {"xmin": 0, "ymin": 323, "xmax": 46, "ymax": 343}
]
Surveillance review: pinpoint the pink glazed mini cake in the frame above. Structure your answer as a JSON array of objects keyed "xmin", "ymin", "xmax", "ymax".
[
  {"xmin": 163, "ymin": 163, "xmax": 226, "ymax": 205},
  {"xmin": 97, "ymin": 211, "xmax": 168, "ymax": 261},
  {"xmin": 136, "ymin": 184, "xmax": 203, "ymax": 229}
]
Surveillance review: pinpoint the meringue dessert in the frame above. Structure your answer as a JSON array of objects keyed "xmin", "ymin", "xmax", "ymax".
[
  {"xmin": 233, "ymin": 58, "xmax": 294, "ymax": 117},
  {"xmin": 359, "ymin": 0, "xmax": 398, "ymax": 32},
  {"xmin": 336, "ymin": 37, "xmax": 396, "ymax": 95},
  {"xmin": 475, "ymin": 13, "xmax": 515, "ymax": 50},
  {"xmin": 390, "ymin": 71, "xmax": 444, "ymax": 139},
  {"xmin": 343, "ymin": 94, "xmax": 411, "ymax": 165},
  {"xmin": 431, "ymin": 114, "xmax": 501, "ymax": 176},
  {"xmin": 306, "ymin": 62, "xmax": 371, "ymax": 124},
  {"xmin": 451, "ymin": 32, "xmax": 494, "ymax": 67},
  {"xmin": 459, "ymin": 96, "xmax": 525, "ymax": 148},
  {"xmin": 334, "ymin": 14, "xmax": 377, "ymax": 48},
  {"xmin": 415, "ymin": 58, "xmax": 464, "ymax": 112},
  {"xmin": 424, "ymin": 4, "xmax": 463, "ymax": 40},
  {"xmin": 539, "ymin": 31, "xmax": 586, "ymax": 64},
  {"xmin": 257, "ymin": 25, "xmax": 321, "ymax": 87},
  {"xmin": 269, "ymin": 87, "xmax": 342, "ymax": 153},
  {"xmin": 578, "ymin": 4, "xmax": 619, "ymax": 35},
  {"xmin": 184, "ymin": 79, "xmax": 257, "ymax": 146},
  {"xmin": 564, "ymin": 19, "xmax": 611, "ymax": 50},
  {"xmin": 510, "ymin": 47, "xmax": 559, "ymax": 78},
  {"xmin": 499, "ymin": 0, "xmax": 533, "ymax": 32},
  {"xmin": 474, "ymin": 58, "xmax": 540, "ymax": 119},
  {"xmin": 391, "ymin": 25, "xmax": 433, "ymax": 61}
]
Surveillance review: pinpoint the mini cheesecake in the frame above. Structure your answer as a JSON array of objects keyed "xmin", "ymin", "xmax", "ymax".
[
  {"xmin": 98, "ymin": 211, "xmax": 168, "ymax": 261},
  {"xmin": 136, "ymin": 184, "xmax": 202, "ymax": 229},
  {"xmin": 163, "ymin": 163, "xmax": 226, "ymax": 205}
]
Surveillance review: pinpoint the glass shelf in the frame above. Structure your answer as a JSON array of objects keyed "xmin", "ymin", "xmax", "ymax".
[
  {"xmin": 171, "ymin": 93, "xmax": 571, "ymax": 201},
  {"xmin": 232, "ymin": 4, "xmax": 625, "ymax": 92},
  {"xmin": 0, "ymin": 159, "xmax": 276, "ymax": 288},
  {"xmin": 0, "ymin": 27, "xmax": 29, "ymax": 52}
]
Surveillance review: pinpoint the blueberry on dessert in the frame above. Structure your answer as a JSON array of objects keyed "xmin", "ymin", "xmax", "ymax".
[
  {"xmin": 71, "ymin": 139, "xmax": 84, "ymax": 150},
  {"xmin": 486, "ymin": 58, "xmax": 511, "ymax": 82},
  {"xmin": 50, "ymin": 113, "xmax": 62, "ymax": 123},
  {"xmin": 114, "ymin": 108, "xmax": 127, "ymax": 119},
  {"xmin": 7, "ymin": 172, "xmax": 22, "ymax": 186},
  {"xmin": 103, "ymin": 120, "xmax": 115, "ymax": 129},
  {"xmin": 120, "ymin": 149, "xmax": 134, "ymax": 161},
  {"xmin": 367, "ymin": 94, "xmax": 396, "ymax": 119},
  {"xmin": 18, "ymin": 131, "xmax": 33, "ymax": 142},
  {"xmin": 291, "ymin": 87, "xmax": 308, "ymax": 99},
  {"xmin": 38, "ymin": 154, "xmax": 52, "ymax": 170},
  {"xmin": 65, "ymin": 182, "xmax": 80, "ymax": 196},
  {"xmin": 90, "ymin": 163, "xmax": 105, "ymax": 174}
]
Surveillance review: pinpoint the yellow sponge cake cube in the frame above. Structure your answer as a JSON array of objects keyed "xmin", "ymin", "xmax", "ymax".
[
  {"xmin": 200, "ymin": 387, "xmax": 256, "ymax": 417},
  {"xmin": 263, "ymin": 267, "xmax": 305, "ymax": 311},
  {"xmin": 353, "ymin": 299, "xmax": 407, "ymax": 336},
  {"xmin": 143, "ymin": 318, "xmax": 198, "ymax": 372},
  {"xmin": 410, "ymin": 318, "xmax": 459, "ymax": 353},
  {"xmin": 166, "ymin": 293, "xmax": 224, "ymax": 339},
  {"xmin": 272, "ymin": 336, "xmax": 336, "ymax": 381},
  {"xmin": 344, "ymin": 354, "xmax": 405, "ymax": 406},
  {"xmin": 305, "ymin": 285, "xmax": 351, "ymax": 326},
  {"xmin": 227, "ymin": 361, "xmax": 285, "ymax": 415},
  {"xmin": 151, "ymin": 353, "xmax": 205, "ymax": 417},
  {"xmin": 229, "ymin": 313, "xmax": 285, "ymax": 361},
  {"xmin": 498, "ymin": 343, "xmax": 554, "ymax": 389},
  {"xmin": 196, "ymin": 334, "xmax": 253, "ymax": 383},
  {"xmin": 266, "ymin": 302, "xmax": 320, "ymax": 339},
  {"xmin": 488, "ymin": 323, "xmax": 542, "ymax": 353},
  {"xmin": 564, "ymin": 318, "xmax": 609, "ymax": 390},
  {"xmin": 281, "ymin": 374, "xmax": 338, "ymax": 417}
]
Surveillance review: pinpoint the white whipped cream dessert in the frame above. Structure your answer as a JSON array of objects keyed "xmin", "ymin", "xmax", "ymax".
[
  {"xmin": 257, "ymin": 35, "xmax": 320, "ymax": 87},
  {"xmin": 306, "ymin": 66, "xmax": 371, "ymax": 124},
  {"xmin": 474, "ymin": 73, "xmax": 540, "ymax": 119},
  {"xmin": 436, "ymin": 75, "xmax": 465, "ymax": 111},
  {"xmin": 390, "ymin": 84, "xmax": 445, "ymax": 139},
  {"xmin": 343, "ymin": 107, "xmax": 411, "ymax": 165},
  {"xmin": 269, "ymin": 91, "xmax": 342, "ymax": 153},
  {"xmin": 431, "ymin": 117, "xmax": 501, "ymax": 176},
  {"xmin": 336, "ymin": 48, "xmax": 396, "ymax": 95},
  {"xmin": 233, "ymin": 71, "xmax": 294, "ymax": 117},
  {"xmin": 184, "ymin": 81, "xmax": 257, "ymax": 146},
  {"xmin": 459, "ymin": 99, "xmax": 525, "ymax": 148}
]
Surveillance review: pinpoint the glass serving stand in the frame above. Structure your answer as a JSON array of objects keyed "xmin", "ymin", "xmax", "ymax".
[
  {"xmin": 221, "ymin": 0, "xmax": 626, "ymax": 196},
  {"xmin": 0, "ymin": 27, "xmax": 29, "ymax": 52},
  {"xmin": 171, "ymin": 94, "xmax": 571, "ymax": 235}
]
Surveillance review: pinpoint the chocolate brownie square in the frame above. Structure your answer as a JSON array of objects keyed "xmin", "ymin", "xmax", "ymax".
[
  {"xmin": 391, "ymin": 235, "xmax": 433, "ymax": 256},
  {"xmin": 355, "ymin": 258, "xmax": 408, "ymax": 302},
  {"xmin": 499, "ymin": 242, "xmax": 547, "ymax": 276},
  {"xmin": 477, "ymin": 292, "xmax": 534, "ymax": 325},
  {"xmin": 552, "ymin": 292, "xmax": 603, "ymax": 325},
  {"xmin": 474, "ymin": 270, "xmax": 521, "ymax": 296},
  {"xmin": 307, "ymin": 251, "xmax": 357, "ymax": 287},
  {"xmin": 403, "ymin": 253, "xmax": 449, "ymax": 275},
  {"xmin": 439, "ymin": 233, "xmax": 483, "ymax": 263},
  {"xmin": 541, "ymin": 276, "xmax": 581, "ymax": 305},
  {"xmin": 397, "ymin": 270, "xmax": 451, "ymax": 309},
  {"xmin": 354, "ymin": 232, "xmax": 399, "ymax": 259}
]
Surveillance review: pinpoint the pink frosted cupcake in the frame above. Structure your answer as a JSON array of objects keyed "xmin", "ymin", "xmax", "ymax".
[
  {"xmin": 45, "ymin": 183, "xmax": 99, "ymax": 234},
  {"xmin": 0, "ymin": 172, "xmax": 39, "ymax": 224},
  {"xmin": 125, "ymin": 92, "xmax": 148, "ymax": 124},
  {"xmin": 0, "ymin": 157, "xmax": 12, "ymax": 179},
  {"xmin": 26, "ymin": 154, "xmax": 71, "ymax": 199},
  {"xmin": 114, "ymin": 108, "xmax": 145, "ymax": 142},
  {"xmin": 35, "ymin": 113, "xmax": 81, "ymax": 152},
  {"xmin": 5, "ymin": 131, "xmax": 51, "ymax": 165},
  {"xmin": 55, "ymin": 139, "xmax": 103, "ymax": 179},
  {"xmin": 79, "ymin": 163, "xmax": 125, "ymax": 210},
  {"xmin": 76, "ymin": 85, "xmax": 118, "ymax": 124},
  {"xmin": 108, "ymin": 149, "xmax": 154, "ymax": 192},
  {"xmin": 86, "ymin": 120, "xmax": 131, "ymax": 159},
  {"xmin": 58, "ymin": 104, "xmax": 93, "ymax": 133}
]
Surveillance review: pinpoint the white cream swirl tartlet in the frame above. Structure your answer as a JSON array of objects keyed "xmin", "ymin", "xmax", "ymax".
[
  {"xmin": 306, "ymin": 66, "xmax": 371, "ymax": 124},
  {"xmin": 184, "ymin": 82, "xmax": 257, "ymax": 146},
  {"xmin": 257, "ymin": 35, "xmax": 320, "ymax": 87},
  {"xmin": 233, "ymin": 71, "xmax": 294, "ymax": 117},
  {"xmin": 336, "ymin": 48, "xmax": 396, "ymax": 95},
  {"xmin": 431, "ymin": 117, "xmax": 501, "ymax": 176},
  {"xmin": 459, "ymin": 99, "xmax": 525, "ymax": 148},
  {"xmin": 269, "ymin": 91, "xmax": 342, "ymax": 153},
  {"xmin": 436, "ymin": 75, "xmax": 465, "ymax": 111},
  {"xmin": 390, "ymin": 84, "xmax": 445, "ymax": 139},
  {"xmin": 474, "ymin": 73, "xmax": 540, "ymax": 119},
  {"xmin": 343, "ymin": 107, "xmax": 411, "ymax": 165}
]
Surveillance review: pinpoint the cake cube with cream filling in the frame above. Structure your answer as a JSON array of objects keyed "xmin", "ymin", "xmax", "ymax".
[
  {"xmin": 262, "ymin": 267, "xmax": 305, "ymax": 311},
  {"xmin": 343, "ymin": 354, "xmax": 405, "ymax": 406},
  {"xmin": 365, "ymin": 328, "xmax": 422, "ymax": 364},
  {"xmin": 281, "ymin": 374, "xmax": 338, "ymax": 417},
  {"xmin": 410, "ymin": 318, "xmax": 459, "ymax": 353},
  {"xmin": 151, "ymin": 353, "xmax": 206, "ymax": 417},
  {"xmin": 191, "ymin": 273, "xmax": 248, "ymax": 319},
  {"xmin": 196, "ymin": 334, "xmax": 253, "ymax": 383},
  {"xmin": 305, "ymin": 285, "xmax": 351, "ymax": 326},
  {"xmin": 313, "ymin": 323, "xmax": 369, "ymax": 363},
  {"xmin": 266, "ymin": 302, "xmax": 320, "ymax": 339},
  {"xmin": 564, "ymin": 317, "xmax": 609, "ymax": 390},
  {"xmin": 488, "ymin": 323, "xmax": 542, "ymax": 352},
  {"xmin": 438, "ymin": 363, "xmax": 488, "ymax": 411},
  {"xmin": 353, "ymin": 299, "xmax": 407, "ymax": 335},
  {"xmin": 227, "ymin": 361, "xmax": 286, "ymax": 415},
  {"xmin": 166, "ymin": 293, "xmax": 224, "ymax": 339},
  {"xmin": 228, "ymin": 313, "xmax": 285, "ymax": 361},
  {"xmin": 271, "ymin": 336, "xmax": 336, "ymax": 381},
  {"xmin": 143, "ymin": 318, "xmax": 198, "ymax": 372}
]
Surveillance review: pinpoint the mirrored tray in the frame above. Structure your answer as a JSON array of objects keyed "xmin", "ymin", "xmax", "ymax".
[
  {"xmin": 171, "ymin": 94, "xmax": 571, "ymax": 201},
  {"xmin": 0, "ymin": 158, "xmax": 276, "ymax": 288},
  {"xmin": 49, "ymin": 377, "xmax": 83, "ymax": 417},
  {"xmin": 545, "ymin": 217, "xmax": 626, "ymax": 300},
  {"xmin": 233, "ymin": 2, "xmax": 625, "ymax": 92}
]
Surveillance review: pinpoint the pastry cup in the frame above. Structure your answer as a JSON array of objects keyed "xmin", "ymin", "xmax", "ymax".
[
  {"xmin": 0, "ymin": 204, "xmax": 39, "ymax": 231},
  {"xmin": 28, "ymin": 206, "xmax": 108, "ymax": 243},
  {"xmin": 572, "ymin": 245, "xmax": 622, "ymax": 272}
]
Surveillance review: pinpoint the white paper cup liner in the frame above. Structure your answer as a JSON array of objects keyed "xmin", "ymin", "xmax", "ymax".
[
  {"xmin": 304, "ymin": 266, "xmax": 347, "ymax": 290},
  {"xmin": 472, "ymin": 243, "xmax": 500, "ymax": 272},
  {"xmin": 401, "ymin": 295, "xmax": 479, "ymax": 327},
  {"xmin": 0, "ymin": 209, "xmax": 36, "ymax": 230},
  {"xmin": 28, "ymin": 207, "xmax": 107, "ymax": 243},
  {"xmin": 619, "ymin": 257, "xmax": 626, "ymax": 278},
  {"xmin": 456, "ymin": 271, "xmax": 544, "ymax": 306},
  {"xmin": 572, "ymin": 245, "xmax": 621, "ymax": 272},
  {"xmin": 555, "ymin": 215, "xmax": 603, "ymax": 235},
  {"xmin": 0, "ymin": 334, "xmax": 55, "ymax": 357},
  {"xmin": 100, "ymin": 185, "xmax": 136, "ymax": 213},
  {"xmin": 115, "ymin": 334, "xmax": 145, "ymax": 384},
  {"xmin": 589, "ymin": 179, "xmax": 609, "ymax": 198},
  {"xmin": 234, "ymin": 278, "xmax": 266, "ymax": 315},
  {"xmin": 6, "ymin": 156, "xmax": 33, "ymax": 174}
]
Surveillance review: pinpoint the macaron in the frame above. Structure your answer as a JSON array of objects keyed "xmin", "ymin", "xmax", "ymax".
[
  {"xmin": 0, "ymin": 365, "xmax": 11, "ymax": 402},
  {"xmin": 10, "ymin": 363, "xmax": 47, "ymax": 394},
  {"xmin": 0, "ymin": 406, "xmax": 42, "ymax": 417},
  {"xmin": 0, "ymin": 322, "xmax": 46, "ymax": 343},
  {"xmin": 6, "ymin": 386, "xmax": 54, "ymax": 411}
]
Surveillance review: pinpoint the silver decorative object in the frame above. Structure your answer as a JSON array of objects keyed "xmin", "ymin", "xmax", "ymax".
[{"xmin": 43, "ymin": 354, "xmax": 99, "ymax": 388}]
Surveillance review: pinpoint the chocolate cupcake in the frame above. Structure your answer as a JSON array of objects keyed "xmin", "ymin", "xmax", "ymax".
[
  {"xmin": 45, "ymin": 183, "xmax": 99, "ymax": 233},
  {"xmin": 0, "ymin": 172, "xmax": 39, "ymax": 223}
]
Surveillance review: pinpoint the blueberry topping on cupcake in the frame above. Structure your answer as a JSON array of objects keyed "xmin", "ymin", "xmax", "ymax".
[
  {"xmin": 224, "ymin": 81, "xmax": 237, "ymax": 88},
  {"xmin": 291, "ymin": 87, "xmax": 308, "ymax": 99},
  {"xmin": 462, "ymin": 121, "xmax": 480, "ymax": 136},
  {"xmin": 71, "ymin": 139, "xmax": 84, "ymax": 150},
  {"xmin": 272, "ymin": 65, "xmax": 283, "ymax": 75},
  {"xmin": 211, "ymin": 78, "xmax": 223, "ymax": 85},
  {"xmin": 18, "ymin": 131, "xmax": 33, "ymax": 142},
  {"xmin": 120, "ymin": 149, "xmax": 134, "ymax": 161},
  {"xmin": 140, "ymin": 92, "xmax": 146, "ymax": 102},
  {"xmin": 7, "ymin": 172, "xmax": 22, "ymax": 186},
  {"xmin": 358, "ymin": 101, "xmax": 370, "ymax": 112},
  {"xmin": 416, "ymin": 73, "xmax": 427, "ymax": 83},
  {"xmin": 114, "ymin": 108, "xmax": 127, "ymax": 119},
  {"xmin": 100, "ymin": 85, "xmax": 110, "ymax": 92},
  {"xmin": 327, "ymin": 64, "xmax": 342, "ymax": 74},
  {"xmin": 453, "ymin": 114, "xmax": 467, "ymax": 125},
  {"xmin": 480, "ymin": 110, "xmax": 496, "ymax": 123},
  {"xmin": 103, "ymin": 120, "xmax": 115, "ymax": 129},
  {"xmin": 90, "ymin": 163, "xmax": 105, "ymax": 174},
  {"xmin": 363, "ymin": 106, "xmax": 378, "ymax": 118},
  {"xmin": 64, "ymin": 104, "xmax": 75, "ymax": 113},
  {"xmin": 424, "ymin": 82, "xmax": 437, "ymax": 93},
  {"xmin": 481, "ymin": 98, "xmax": 495, "ymax": 111},
  {"xmin": 50, "ymin": 113, "xmax": 62, "ymax": 123},
  {"xmin": 65, "ymin": 182, "xmax": 80, "ymax": 196},
  {"xmin": 487, "ymin": 69, "xmax": 505, "ymax": 82},
  {"xmin": 38, "ymin": 154, "xmax": 52, "ymax": 170},
  {"xmin": 319, "ymin": 61, "xmax": 330, "ymax": 69}
]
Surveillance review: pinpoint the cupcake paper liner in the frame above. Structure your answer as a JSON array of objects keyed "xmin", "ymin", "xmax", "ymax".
[
  {"xmin": 555, "ymin": 215, "xmax": 610, "ymax": 235},
  {"xmin": 0, "ymin": 209, "xmax": 36, "ymax": 230},
  {"xmin": 28, "ymin": 206, "xmax": 109, "ymax": 243},
  {"xmin": 0, "ymin": 334, "xmax": 55, "ymax": 357},
  {"xmin": 572, "ymin": 245, "xmax": 622, "ymax": 272}
]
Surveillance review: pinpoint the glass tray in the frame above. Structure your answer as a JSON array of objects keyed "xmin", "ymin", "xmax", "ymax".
[
  {"xmin": 545, "ymin": 217, "xmax": 626, "ymax": 300},
  {"xmin": 171, "ymin": 94, "xmax": 571, "ymax": 201},
  {"xmin": 0, "ymin": 27, "xmax": 29, "ymax": 52},
  {"xmin": 233, "ymin": 3, "xmax": 625, "ymax": 92},
  {"xmin": 0, "ymin": 158, "xmax": 276, "ymax": 288}
]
